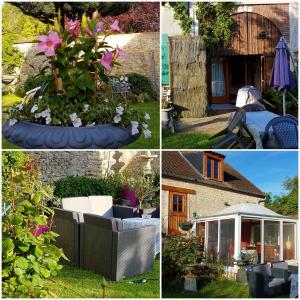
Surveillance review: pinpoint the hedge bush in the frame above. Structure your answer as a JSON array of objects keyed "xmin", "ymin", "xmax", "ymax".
[
  {"xmin": 126, "ymin": 73, "xmax": 156, "ymax": 100},
  {"xmin": 53, "ymin": 175, "xmax": 123, "ymax": 201}
]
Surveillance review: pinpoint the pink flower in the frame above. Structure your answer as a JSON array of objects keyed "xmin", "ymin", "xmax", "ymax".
[
  {"xmin": 36, "ymin": 31, "xmax": 62, "ymax": 57},
  {"xmin": 111, "ymin": 20, "xmax": 121, "ymax": 32},
  {"xmin": 95, "ymin": 22, "xmax": 104, "ymax": 33},
  {"xmin": 85, "ymin": 27, "xmax": 93, "ymax": 37},
  {"xmin": 66, "ymin": 19, "xmax": 81, "ymax": 38},
  {"xmin": 100, "ymin": 51, "xmax": 113, "ymax": 73},
  {"xmin": 116, "ymin": 45, "xmax": 127, "ymax": 58}
]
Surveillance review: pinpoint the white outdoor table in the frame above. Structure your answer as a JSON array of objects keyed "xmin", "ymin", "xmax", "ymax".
[{"xmin": 122, "ymin": 217, "xmax": 160, "ymax": 255}]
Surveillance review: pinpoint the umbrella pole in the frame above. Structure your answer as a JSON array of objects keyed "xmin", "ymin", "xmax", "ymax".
[{"xmin": 283, "ymin": 88, "xmax": 286, "ymax": 116}]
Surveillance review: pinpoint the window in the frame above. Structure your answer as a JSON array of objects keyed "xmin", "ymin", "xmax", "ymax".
[
  {"xmin": 172, "ymin": 194, "xmax": 183, "ymax": 213},
  {"xmin": 204, "ymin": 153, "xmax": 223, "ymax": 181}
]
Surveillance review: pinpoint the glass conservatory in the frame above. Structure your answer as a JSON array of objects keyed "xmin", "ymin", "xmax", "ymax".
[{"xmin": 195, "ymin": 203, "xmax": 297, "ymax": 264}]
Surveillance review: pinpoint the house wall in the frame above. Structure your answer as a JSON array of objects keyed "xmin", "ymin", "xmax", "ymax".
[
  {"xmin": 161, "ymin": 5, "xmax": 182, "ymax": 36},
  {"xmin": 28, "ymin": 151, "xmax": 159, "ymax": 184},
  {"xmin": 162, "ymin": 177, "xmax": 264, "ymax": 234}
]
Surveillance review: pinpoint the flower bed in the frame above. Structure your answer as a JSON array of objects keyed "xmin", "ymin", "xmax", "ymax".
[{"xmin": 5, "ymin": 12, "xmax": 152, "ymax": 147}]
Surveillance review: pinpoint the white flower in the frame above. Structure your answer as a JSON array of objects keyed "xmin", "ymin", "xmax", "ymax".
[
  {"xmin": 31, "ymin": 104, "xmax": 38, "ymax": 113},
  {"xmin": 116, "ymin": 106, "xmax": 124, "ymax": 115},
  {"xmin": 45, "ymin": 116, "xmax": 52, "ymax": 125},
  {"xmin": 114, "ymin": 114, "xmax": 121, "ymax": 124},
  {"xmin": 8, "ymin": 118, "xmax": 18, "ymax": 127},
  {"xmin": 41, "ymin": 109, "xmax": 51, "ymax": 118},
  {"xmin": 83, "ymin": 104, "xmax": 89, "ymax": 112},
  {"xmin": 142, "ymin": 123, "xmax": 148, "ymax": 129},
  {"xmin": 144, "ymin": 113, "xmax": 150, "ymax": 120},
  {"xmin": 16, "ymin": 104, "xmax": 23, "ymax": 110},
  {"xmin": 125, "ymin": 77, "xmax": 128, "ymax": 82},
  {"xmin": 70, "ymin": 112, "xmax": 77, "ymax": 122},
  {"xmin": 73, "ymin": 118, "xmax": 82, "ymax": 127},
  {"xmin": 131, "ymin": 121, "xmax": 139, "ymax": 128},
  {"xmin": 38, "ymin": 96, "xmax": 43, "ymax": 100},
  {"xmin": 120, "ymin": 76, "xmax": 124, "ymax": 81},
  {"xmin": 35, "ymin": 113, "xmax": 42, "ymax": 118},
  {"xmin": 104, "ymin": 98, "xmax": 109, "ymax": 103},
  {"xmin": 131, "ymin": 127, "xmax": 139, "ymax": 136},
  {"xmin": 144, "ymin": 129, "xmax": 152, "ymax": 138},
  {"xmin": 86, "ymin": 122, "xmax": 96, "ymax": 127}
]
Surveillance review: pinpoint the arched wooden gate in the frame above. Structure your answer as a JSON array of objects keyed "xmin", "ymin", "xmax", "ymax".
[{"xmin": 209, "ymin": 12, "xmax": 282, "ymax": 104}]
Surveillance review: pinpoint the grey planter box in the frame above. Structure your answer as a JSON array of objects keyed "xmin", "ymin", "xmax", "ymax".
[{"xmin": 2, "ymin": 120, "xmax": 140, "ymax": 149}]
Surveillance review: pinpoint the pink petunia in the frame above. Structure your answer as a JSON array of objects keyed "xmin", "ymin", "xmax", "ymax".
[
  {"xmin": 36, "ymin": 31, "xmax": 62, "ymax": 57},
  {"xmin": 95, "ymin": 22, "xmax": 104, "ymax": 33},
  {"xmin": 100, "ymin": 51, "xmax": 113, "ymax": 73},
  {"xmin": 116, "ymin": 45, "xmax": 127, "ymax": 58},
  {"xmin": 66, "ymin": 19, "xmax": 81, "ymax": 38},
  {"xmin": 111, "ymin": 20, "xmax": 121, "ymax": 32}
]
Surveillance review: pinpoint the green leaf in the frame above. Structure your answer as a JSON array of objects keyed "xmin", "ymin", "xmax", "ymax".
[
  {"xmin": 14, "ymin": 267, "xmax": 24, "ymax": 276},
  {"xmin": 9, "ymin": 213, "xmax": 23, "ymax": 225},
  {"xmin": 36, "ymin": 215, "xmax": 47, "ymax": 226},
  {"xmin": 18, "ymin": 242, "xmax": 30, "ymax": 252},
  {"xmin": 2, "ymin": 238, "xmax": 14, "ymax": 256},
  {"xmin": 34, "ymin": 246, "xmax": 43, "ymax": 258},
  {"xmin": 33, "ymin": 193, "xmax": 41, "ymax": 204},
  {"xmin": 31, "ymin": 274, "xmax": 42, "ymax": 286},
  {"xmin": 14, "ymin": 257, "xmax": 28, "ymax": 270},
  {"xmin": 40, "ymin": 268, "xmax": 50, "ymax": 278}
]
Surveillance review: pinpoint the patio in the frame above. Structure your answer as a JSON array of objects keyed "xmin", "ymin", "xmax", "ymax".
[{"xmin": 195, "ymin": 203, "xmax": 298, "ymax": 265}]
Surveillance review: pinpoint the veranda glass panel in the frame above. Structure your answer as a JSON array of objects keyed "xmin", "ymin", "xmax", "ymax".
[
  {"xmin": 283, "ymin": 223, "xmax": 295, "ymax": 260},
  {"xmin": 207, "ymin": 221, "xmax": 218, "ymax": 260},
  {"xmin": 264, "ymin": 221, "xmax": 280, "ymax": 262},
  {"xmin": 241, "ymin": 218, "xmax": 261, "ymax": 264},
  {"xmin": 220, "ymin": 219, "xmax": 235, "ymax": 263}
]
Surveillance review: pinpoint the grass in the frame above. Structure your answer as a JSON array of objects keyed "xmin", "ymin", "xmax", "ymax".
[
  {"xmin": 1, "ymin": 94, "xmax": 159, "ymax": 149},
  {"xmin": 163, "ymin": 279, "xmax": 249, "ymax": 298},
  {"xmin": 45, "ymin": 259, "xmax": 160, "ymax": 298},
  {"xmin": 123, "ymin": 101, "xmax": 159, "ymax": 149},
  {"xmin": 162, "ymin": 131, "xmax": 222, "ymax": 149}
]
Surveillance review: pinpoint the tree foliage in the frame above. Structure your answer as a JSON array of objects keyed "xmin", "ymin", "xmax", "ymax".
[
  {"xmin": 10, "ymin": 2, "xmax": 131, "ymax": 25},
  {"xmin": 195, "ymin": 2, "xmax": 237, "ymax": 49},
  {"xmin": 2, "ymin": 153, "xmax": 67, "ymax": 297},
  {"xmin": 265, "ymin": 176, "xmax": 298, "ymax": 216}
]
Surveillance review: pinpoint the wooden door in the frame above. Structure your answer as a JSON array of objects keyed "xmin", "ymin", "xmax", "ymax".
[
  {"xmin": 211, "ymin": 58, "xmax": 230, "ymax": 104},
  {"xmin": 262, "ymin": 55, "xmax": 275, "ymax": 93},
  {"xmin": 168, "ymin": 192, "xmax": 187, "ymax": 234}
]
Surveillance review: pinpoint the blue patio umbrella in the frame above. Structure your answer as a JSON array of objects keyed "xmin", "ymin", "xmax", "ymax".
[{"xmin": 269, "ymin": 37, "xmax": 296, "ymax": 115}]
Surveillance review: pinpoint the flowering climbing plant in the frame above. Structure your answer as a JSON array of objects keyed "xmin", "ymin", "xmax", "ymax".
[{"xmin": 7, "ymin": 11, "xmax": 151, "ymax": 138}]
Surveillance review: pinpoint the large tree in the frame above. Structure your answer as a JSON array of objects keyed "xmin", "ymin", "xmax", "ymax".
[
  {"xmin": 266, "ymin": 176, "xmax": 298, "ymax": 216},
  {"xmin": 10, "ymin": 2, "xmax": 131, "ymax": 26}
]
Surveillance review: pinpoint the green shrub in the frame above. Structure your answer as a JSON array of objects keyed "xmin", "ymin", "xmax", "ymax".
[
  {"xmin": 53, "ymin": 175, "xmax": 123, "ymax": 201},
  {"xmin": 2, "ymin": 36, "xmax": 24, "ymax": 74},
  {"xmin": 2, "ymin": 154, "xmax": 67, "ymax": 298},
  {"xmin": 16, "ymin": 74, "xmax": 51, "ymax": 97},
  {"xmin": 126, "ymin": 73, "xmax": 156, "ymax": 100},
  {"xmin": 162, "ymin": 236, "xmax": 204, "ymax": 280}
]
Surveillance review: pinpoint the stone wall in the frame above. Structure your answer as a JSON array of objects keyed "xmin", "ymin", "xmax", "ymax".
[
  {"xmin": 161, "ymin": 177, "xmax": 264, "ymax": 234},
  {"xmin": 15, "ymin": 32, "xmax": 160, "ymax": 95},
  {"xmin": 28, "ymin": 151, "xmax": 159, "ymax": 184}
]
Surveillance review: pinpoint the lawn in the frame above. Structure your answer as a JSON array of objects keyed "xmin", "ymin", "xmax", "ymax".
[
  {"xmin": 163, "ymin": 279, "xmax": 249, "ymax": 298},
  {"xmin": 162, "ymin": 131, "xmax": 222, "ymax": 149},
  {"xmin": 2, "ymin": 94, "xmax": 159, "ymax": 149},
  {"xmin": 45, "ymin": 259, "xmax": 160, "ymax": 298}
]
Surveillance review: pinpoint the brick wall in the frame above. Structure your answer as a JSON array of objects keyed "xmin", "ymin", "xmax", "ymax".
[
  {"xmin": 28, "ymin": 151, "xmax": 159, "ymax": 184},
  {"xmin": 162, "ymin": 177, "xmax": 264, "ymax": 234}
]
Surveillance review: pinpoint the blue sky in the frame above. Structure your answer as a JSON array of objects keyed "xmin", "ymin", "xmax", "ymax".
[{"xmin": 218, "ymin": 151, "xmax": 298, "ymax": 196}]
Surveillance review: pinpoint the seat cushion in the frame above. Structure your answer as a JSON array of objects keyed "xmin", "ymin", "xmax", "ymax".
[
  {"xmin": 253, "ymin": 264, "xmax": 272, "ymax": 276},
  {"xmin": 88, "ymin": 196, "xmax": 113, "ymax": 218},
  {"xmin": 272, "ymin": 261, "xmax": 288, "ymax": 270},
  {"xmin": 268, "ymin": 278, "xmax": 285, "ymax": 288},
  {"xmin": 62, "ymin": 197, "xmax": 90, "ymax": 214}
]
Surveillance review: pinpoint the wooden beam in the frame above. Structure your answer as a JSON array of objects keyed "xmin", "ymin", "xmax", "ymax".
[{"xmin": 162, "ymin": 184, "xmax": 196, "ymax": 195}]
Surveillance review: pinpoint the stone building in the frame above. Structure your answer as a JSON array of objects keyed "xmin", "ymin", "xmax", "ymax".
[
  {"xmin": 161, "ymin": 151, "xmax": 265, "ymax": 235},
  {"xmin": 29, "ymin": 150, "xmax": 159, "ymax": 184}
]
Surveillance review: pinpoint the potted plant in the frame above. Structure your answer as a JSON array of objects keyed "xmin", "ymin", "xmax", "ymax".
[
  {"xmin": 179, "ymin": 222, "xmax": 193, "ymax": 231},
  {"xmin": 3, "ymin": 12, "xmax": 152, "ymax": 149},
  {"xmin": 161, "ymin": 90, "xmax": 173, "ymax": 123}
]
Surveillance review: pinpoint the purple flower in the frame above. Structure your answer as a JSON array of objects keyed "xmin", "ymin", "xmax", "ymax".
[
  {"xmin": 100, "ymin": 51, "xmax": 113, "ymax": 73},
  {"xmin": 36, "ymin": 31, "xmax": 62, "ymax": 57},
  {"xmin": 111, "ymin": 20, "xmax": 121, "ymax": 32}
]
